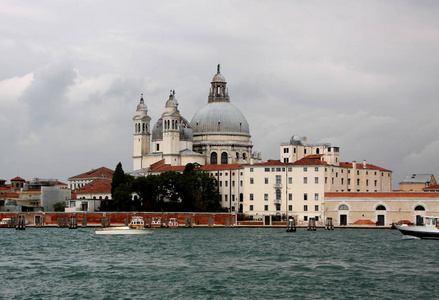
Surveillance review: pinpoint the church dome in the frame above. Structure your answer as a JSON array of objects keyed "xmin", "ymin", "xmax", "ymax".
[
  {"xmin": 152, "ymin": 116, "xmax": 193, "ymax": 141},
  {"xmin": 190, "ymin": 102, "xmax": 250, "ymax": 136},
  {"xmin": 212, "ymin": 72, "xmax": 225, "ymax": 82}
]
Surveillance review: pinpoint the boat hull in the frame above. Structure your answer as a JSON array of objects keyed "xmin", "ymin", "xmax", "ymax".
[
  {"xmin": 394, "ymin": 224, "xmax": 439, "ymax": 240},
  {"xmin": 94, "ymin": 227, "xmax": 152, "ymax": 235}
]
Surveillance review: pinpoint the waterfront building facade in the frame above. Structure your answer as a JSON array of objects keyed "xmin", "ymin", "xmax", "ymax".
[
  {"xmin": 325, "ymin": 192, "xmax": 439, "ymax": 226},
  {"xmin": 67, "ymin": 179, "xmax": 112, "ymax": 212}
]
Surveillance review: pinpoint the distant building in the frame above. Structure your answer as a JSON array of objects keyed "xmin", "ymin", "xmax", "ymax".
[
  {"xmin": 399, "ymin": 174, "xmax": 437, "ymax": 192},
  {"xmin": 68, "ymin": 167, "xmax": 114, "ymax": 189},
  {"xmin": 4, "ymin": 178, "xmax": 70, "ymax": 212},
  {"xmin": 67, "ymin": 179, "xmax": 112, "ymax": 212}
]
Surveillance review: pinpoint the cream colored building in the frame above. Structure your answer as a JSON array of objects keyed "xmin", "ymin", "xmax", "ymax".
[
  {"xmin": 240, "ymin": 154, "xmax": 392, "ymax": 224},
  {"xmin": 325, "ymin": 192, "xmax": 439, "ymax": 227}
]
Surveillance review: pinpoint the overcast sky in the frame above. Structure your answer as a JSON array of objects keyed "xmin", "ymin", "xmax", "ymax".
[{"xmin": 1, "ymin": 0, "xmax": 438, "ymax": 189}]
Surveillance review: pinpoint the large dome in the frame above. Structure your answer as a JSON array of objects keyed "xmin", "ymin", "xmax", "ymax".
[{"xmin": 190, "ymin": 102, "xmax": 250, "ymax": 136}]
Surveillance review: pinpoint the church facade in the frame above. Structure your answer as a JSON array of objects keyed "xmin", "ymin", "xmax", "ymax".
[{"xmin": 132, "ymin": 65, "xmax": 261, "ymax": 173}]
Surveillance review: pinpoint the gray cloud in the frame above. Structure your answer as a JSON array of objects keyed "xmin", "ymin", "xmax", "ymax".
[{"xmin": 0, "ymin": 0, "xmax": 438, "ymax": 188}]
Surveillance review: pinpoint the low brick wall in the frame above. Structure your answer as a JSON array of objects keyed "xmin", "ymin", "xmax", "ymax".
[{"xmin": 0, "ymin": 212, "xmax": 236, "ymax": 227}]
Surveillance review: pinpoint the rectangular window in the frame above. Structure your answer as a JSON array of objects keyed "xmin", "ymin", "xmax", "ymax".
[
  {"xmin": 348, "ymin": 178, "xmax": 351, "ymax": 185},
  {"xmin": 250, "ymin": 178, "xmax": 254, "ymax": 184},
  {"xmin": 282, "ymin": 168, "xmax": 285, "ymax": 172},
  {"xmin": 304, "ymin": 216, "xmax": 308, "ymax": 221},
  {"xmin": 225, "ymin": 195, "xmax": 228, "ymax": 202},
  {"xmin": 304, "ymin": 193, "xmax": 308, "ymax": 200},
  {"xmin": 70, "ymin": 201, "xmax": 76, "ymax": 208},
  {"xmin": 250, "ymin": 205, "xmax": 253, "ymax": 211},
  {"xmin": 288, "ymin": 177, "xmax": 292, "ymax": 184},
  {"xmin": 314, "ymin": 193, "xmax": 319, "ymax": 201},
  {"xmin": 276, "ymin": 175, "xmax": 281, "ymax": 184},
  {"xmin": 240, "ymin": 181, "xmax": 243, "ymax": 186},
  {"xmin": 276, "ymin": 167, "xmax": 281, "ymax": 172},
  {"xmin": 315, "ymin": 205, "xmax": 319, "ymax": 211},
  {"xmin": 232, "ymin": 181, "xmax": 235, "ymax": 186},
  {"xmin": 341, "ymin": 178, "xmax": 344, "ymax": 185},
  {"xmin": 265, "ymin": 178, "xmax": 269, "ymax": 184},
  {"xmin": 220, "ymin": 181, "xmax": 222, "ymax": 187},
  {"xmin": 250, "ymin": 193, "xmax": 254, "ymax": 200},
  {"xmin": 225, "ymin": 181, "xmax": 228, "ymax": 187},
  {"xmin": 232, "ymin": 195, "xmax": 235, "ymax": 202},
  {"xmin": 264, "ymin": 205, "xmax": 268, "ymax": 211},
  {"xmin": 288, "ymin": 167, "xmax": 292, "ymax": 172},
  {"xmin": 264, "ymin": 194, "xmax": 268, "ymax": 201},
  {"xmin": 315, "ymin": 177, "xmax": 318, "ymax": 184},
  {"xmin": 315, "ymin": 167, "xmax": 319, "ymax": 172},
  {"xmin": 374, "ymin": 180, "xmax": 377, "ymax": 187},
  {"xmin": 357, "ymin": 179, "xmax": 360, "ymax": 185},
  {"xmin": 289, "ymin": 193, "xmax": 292, "ymax": 201},
  {"xmin": 265, "ymin": 168, "xmax": 270, "ymax": 172},
  {"xmin": 304, "ymin": 167, "xmax": 308, "ymax": 172},
  {"xmin": 304, "ymin": 205, "xmax": 308, "ymax": 211},
  {"xmin": 288, "ymin": 205, "xmax": 293, "ymax": 211},
  {"xmin": 250, "ymin": 167, "xmax": 254, "ymax": 172},
  {"xmin": 366, "ymin": 179, "xmax": 369, "ymax": 186},
  {"xmin": 304, "ymin": 177, "xmax": 308, "ymax": 184}
]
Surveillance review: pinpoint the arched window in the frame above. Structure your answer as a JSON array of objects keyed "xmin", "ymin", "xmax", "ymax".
[
  {"xmin": 339, "ymin": 204, "xmax": 349, "ymax": 210},
  {"xmin": 236, "ymin": 152, "xmax": 239, "ymax": 160},
  {"xmin": 243, "ymin": 153, "xmax": 247, "ymax": 160},
  {"xmin": 316, "ymin": 148, "xmax": 320, "ymax": 154},
  {"xmin": 415, "ymin": 205, "xmax": 425, "ymax": 211},
  {"xmin": 376, "ymin": 205, "xmax": 386, "ymax": 210},
  {"xmin": 211, "ymin": 152, "xmax": 218, "ymax": 165},
  {"xmin": 276, "ymin": 189, "xmax": 281, "ymax": 200},
  {"xmin": 221, "ymin": 152, "xmax": 228, "ymax": 164}
]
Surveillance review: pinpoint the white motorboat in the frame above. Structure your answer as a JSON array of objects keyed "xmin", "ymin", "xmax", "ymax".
[
  {"xmin": 393, "ymin": 216, "xmax": 439, "ymax": 239},
  {"xmin": 94, "ymin": 216, "xmax": 152, "ymax": 235},
  {"xmin": 151, "ymin": 217, "xmax": 162, "ymax": 228},
  {"xmin": 0, "ymin": 218, "xmax": 12, "ymax": 228},
  {"xmin": 168, "ymin": 218, "xmax": 179, "ymax": 228}
]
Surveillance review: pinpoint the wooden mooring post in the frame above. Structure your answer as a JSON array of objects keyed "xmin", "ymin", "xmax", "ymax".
[
  {"xmin": 325, "ymin": 217, "xmax": 334, "ymax": 230},
  {"xmin": 307, "ymin": 217, "xmax": 316, "ymax": 231},
  {"xmin": 286, "ymin": 216, "xmax": 296, "ymax": 232},
  {"xmin": 16, "ymin": 215, "xmax": 26, "ymax": 230}
]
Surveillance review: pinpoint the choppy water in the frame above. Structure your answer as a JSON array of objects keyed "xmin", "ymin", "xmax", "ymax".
[{"xmin": 1, "ymin": 227, "xmax": 438, "ymax": 299}]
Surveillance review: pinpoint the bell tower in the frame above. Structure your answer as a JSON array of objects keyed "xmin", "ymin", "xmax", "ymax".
[
  {"xmin": 133, "ymin": 94, "xmax": 151, "ymax": 170},
  {"xmin": 162, "ymin": 90, "xmax": 181, "ymax": 163}
]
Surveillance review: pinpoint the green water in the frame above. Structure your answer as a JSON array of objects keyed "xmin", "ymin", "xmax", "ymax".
[{"xmin": 1, "ymin": 228, "xmax": 438, "ymax": 299}]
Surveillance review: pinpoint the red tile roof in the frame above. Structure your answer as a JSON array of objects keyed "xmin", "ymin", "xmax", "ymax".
[
  {"xmin": 76, "ymin": 179, "xmax": 112, "ymax": 194},
  {"xmin": 423, "ymin": 184, "xmax": 439, "ymax": 191},
  {"xmin": 292, "ymin": 155, "xmax": 327, "ymax": 166},
  {"xmin": 339, "ymin": 162, "xmax": 391, "ymax": 172},
  {"xmin": 11, "ymin": 176, "xmax": 25, "ymax": 181},
  {"xmin": 0, "ymin": 193, "xmax": 19, "ymax": 198},
  {"xmin": 69, "ymin": 167, "xmax": 114, "ymax": 180}
]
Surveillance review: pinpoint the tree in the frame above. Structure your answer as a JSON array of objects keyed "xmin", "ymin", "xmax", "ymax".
[
  {"xmin": 111, "ymin": 162, "xmax": 134, "ymax": 211},
  {"xmin": 53, "ymin": 202, "xmax": 65, "ymax": 212}
]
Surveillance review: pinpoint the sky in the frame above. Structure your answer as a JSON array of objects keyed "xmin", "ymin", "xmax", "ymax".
[{"xmin": 1, "ymin": 0, "xmax": 439, "ymax": 189}]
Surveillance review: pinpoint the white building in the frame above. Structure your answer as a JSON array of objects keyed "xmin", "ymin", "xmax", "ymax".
[{"xmin": 132, "ymin": 65, "xmax": 261, "ymax": 174}]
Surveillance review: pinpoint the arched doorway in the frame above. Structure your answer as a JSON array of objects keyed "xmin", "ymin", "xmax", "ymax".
[
  {"xmin": 415, "ymin": 205, "xmax": 425, "ymax": 225},
  {"xmin": 376, "ymin": 205, "xmax": 386, "ymax": 226},
  {"xmin": 338, "ymin": 204, "xmax": 349, "ymax": 225}
]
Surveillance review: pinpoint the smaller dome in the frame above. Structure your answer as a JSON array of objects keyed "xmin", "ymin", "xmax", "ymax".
[
  {"xmin": 166, "ymin": 90, "xmax": 178, "ymax": 108},
  {"xmin": 212, "ymin": 64, "xmax": 225, "ymax": 82},
  {"xmin": 152, "ymin": 117, "xmax": 193, "ymax": 142},
  {"xmin": 212, "ymin": 73, "xmax": 225, "ymax": 82},
  {"xmin": 137, "ymin": 95, "xmax": 147, "ymax": 112}
]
